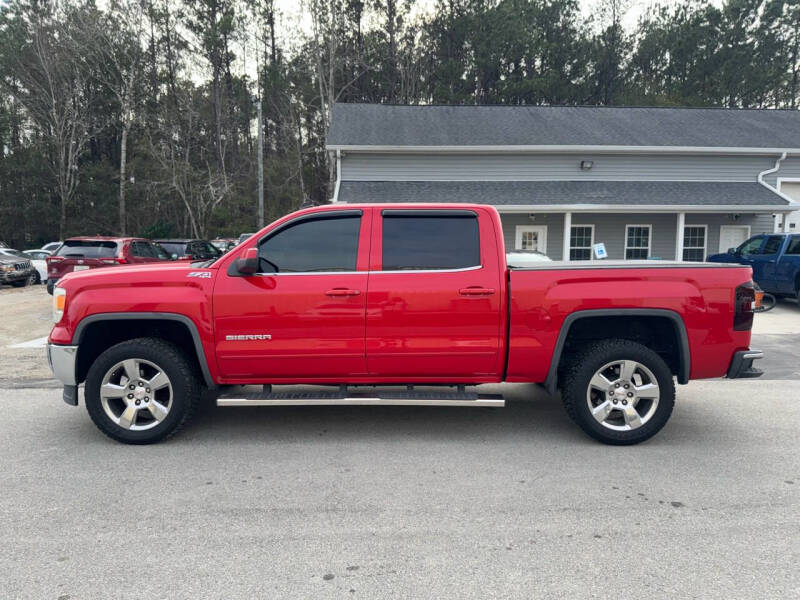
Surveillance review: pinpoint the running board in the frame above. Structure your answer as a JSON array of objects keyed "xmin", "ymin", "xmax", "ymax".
[{"xmin": 217, "ymin": 389, "xmax": 505, "ymax": 408}]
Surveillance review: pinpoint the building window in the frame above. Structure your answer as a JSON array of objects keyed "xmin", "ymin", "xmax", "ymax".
[
  {"xmin": 570, "ymin": 225, "xmax": 594, "ymax": 260},
  {"xmin": 625, "ymin": 225, "xmax": 651, "ymax": 259},
  {"xmin": 682, "ymin": 225, "xmax": 707, "ymax": 262},
  {"xmin": 515, "ymin": 226, "xmax": 547, "ymax": 253}
]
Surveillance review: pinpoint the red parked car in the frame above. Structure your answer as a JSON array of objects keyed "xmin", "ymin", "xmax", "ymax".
[
  {"xmin": 47, "ymin": 204, "xmax": 762, "ymax": 445},
  {"xmin": 46, "ymin": 237, "xmax": 170, "ymax": 294}
]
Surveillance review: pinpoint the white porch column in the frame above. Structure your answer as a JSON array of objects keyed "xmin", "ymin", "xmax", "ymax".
[
  {"xmin": 675, "ymin": 212, "xmax": 685, "ymax": 261},
  {"xmin": 562, "ymin": 212, "xmax": 572, "ymax": 261},
  {"xmin": 783, "ymin": 213, "xmax": 791, "ymax": 233}
]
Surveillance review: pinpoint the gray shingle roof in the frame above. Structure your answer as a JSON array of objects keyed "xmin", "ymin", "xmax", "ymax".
[
  {"xmin": 327, "ymin": 104, "xmax": 800, "ymax": 149},
  {"xmin": 337, "ymin": 181, "xmax": 790, "ymax": 207}
]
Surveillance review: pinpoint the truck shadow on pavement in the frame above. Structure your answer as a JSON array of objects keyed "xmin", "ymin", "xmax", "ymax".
[
  {"xmin": 160, "ymin": 382, "xmax": 700, "ymax": 447},
  {"xmin": 55, "ymin": 382, "xmax": 746, "ymax": 447},
  {"xmin": 168, "ymin": 383, "xmax": 587, "ymax": 445}
]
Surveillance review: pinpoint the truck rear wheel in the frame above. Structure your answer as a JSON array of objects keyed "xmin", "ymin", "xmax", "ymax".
[
  {"xmin": 560, "ymin": 339, "xmax": 675, "ymax": 445},
  {"xmin": 84, "ymin": 338, "xmax": 201, "ymax": 444}
]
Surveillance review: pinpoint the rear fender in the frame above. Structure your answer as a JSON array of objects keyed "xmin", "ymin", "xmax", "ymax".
[{"xmin": 544, "ymin": 308, "xmax": 690, "ymax": 394}]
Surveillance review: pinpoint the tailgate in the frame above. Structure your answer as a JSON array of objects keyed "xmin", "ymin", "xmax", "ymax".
[{"xmin": 48, "ymin": 240, "xmax": 121, "ymax": 278}]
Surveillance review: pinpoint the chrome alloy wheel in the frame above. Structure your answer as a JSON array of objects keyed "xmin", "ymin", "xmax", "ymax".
[
  {"xmin": 99, "ymin": 359, "xmax": 173, "ymax": 431},
  {"xmin": 586, "ymin": 359, "xmax": 660, "ymax": 431}
]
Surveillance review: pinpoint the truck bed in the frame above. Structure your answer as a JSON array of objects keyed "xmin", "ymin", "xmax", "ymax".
[{"xmin": 506, "ymin": 261, "xmax": 754, "ymax": 384}]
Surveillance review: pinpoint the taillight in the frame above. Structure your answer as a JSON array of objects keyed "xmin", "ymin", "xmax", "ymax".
[
  {"xmin": 47, "ymin": 256, "xmax": 65, "ymax": 263},
  {"xmin": 734, "ymin": 281, "xmax": 755, "ymax": 331},
  {"xmin": 101, "ymin": 257, "xmax": 127, "ymax": 264},
  {"xmin": 185, "ymin": 254, "xmax": 194, "ymax": 260}
]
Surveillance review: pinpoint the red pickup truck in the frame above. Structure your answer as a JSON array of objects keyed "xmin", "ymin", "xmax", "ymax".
[{"xmin": 47, "ymin": 204, "xmax": 762, "ymax": 445}]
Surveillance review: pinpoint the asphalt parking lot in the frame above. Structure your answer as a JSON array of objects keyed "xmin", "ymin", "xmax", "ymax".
[{"xmin": 1, "ymin": 285, "xmax": 799, "ymax": 598}]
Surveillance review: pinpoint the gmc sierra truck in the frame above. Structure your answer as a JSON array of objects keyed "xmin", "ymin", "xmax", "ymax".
[{"xmin": 47, "ymin": 204, "xmax": 763, "ymax": 445}]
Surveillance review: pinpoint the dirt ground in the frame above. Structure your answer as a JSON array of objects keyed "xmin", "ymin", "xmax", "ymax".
[{"xmin": 0, "ymin": 284, "xmax": 57, "ymax": 388}]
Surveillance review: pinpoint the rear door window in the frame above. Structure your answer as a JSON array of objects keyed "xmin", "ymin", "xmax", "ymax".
[
  {"xmin": 785, "ymin": 236, "xmax": 800, "ymax": 255},
  {"xmin": 381, "ymin": 212, "xmax": 481, "ymax": 271},
  {"xmin": 56, "ymin": 240, "xmax": 118, "ymax": 258},
  {"xmin": 761, "ymin": 236, "xmax": 784, "ymax": 255}
]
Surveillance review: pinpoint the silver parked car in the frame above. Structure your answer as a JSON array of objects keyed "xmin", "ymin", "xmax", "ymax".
[{"xmin": 0, "ymin": 254, "xmax": 36, "ymax": 287}]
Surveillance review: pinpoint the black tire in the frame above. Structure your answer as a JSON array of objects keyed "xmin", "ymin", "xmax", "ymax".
[
  {"xmin": 33, "ymin": 271, "xmax": 41, "ymax": 285},
  {"xmin": 560, "ymin": 339, "xmax": 675, "ymax": 445},
  {"xmin": 11, "ymin": 278, "xmax": 28, "ymax": 288},
  {"xmin": 46, "ymin": 279, "xmax": 55, "ymax": 295},
  {"xmin": 84, "ymin": 337, "xmax": 201, "ymax": 444}
]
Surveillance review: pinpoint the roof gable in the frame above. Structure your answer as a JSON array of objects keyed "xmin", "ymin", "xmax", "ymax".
[{"xmin": 327, "ymin": 104, "xmax": 800, "ymax": 150}]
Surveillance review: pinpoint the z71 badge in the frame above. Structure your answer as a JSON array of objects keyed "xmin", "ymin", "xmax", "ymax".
[{"xmin": 187, "ymin": 271, "xmax": 212, "ymax": 278}]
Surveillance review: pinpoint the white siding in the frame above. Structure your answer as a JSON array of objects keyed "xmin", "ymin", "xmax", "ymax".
[
  {"xmin": 766, "ymin": 156, "xmax": 800, "ymax": 188},
  {"xmin": 342, "ymin": 153, "xmax": 775, "ymax": 183}
]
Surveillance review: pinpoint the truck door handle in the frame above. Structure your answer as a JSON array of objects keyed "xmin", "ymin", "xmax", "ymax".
[
  {"xmin": 326, "ymin": 288, "xmax": 361, "ymax": 297},
  {"xmin": 459, "ymin": 287, "xmax": 495, "ymax": 296}
]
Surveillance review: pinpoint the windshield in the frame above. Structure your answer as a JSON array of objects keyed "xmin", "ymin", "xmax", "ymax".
[
  {"xmin": 736, "ymin": 237, "xmax": 764, "ymax": 255},
  {"xmin": 152, "ymin": 243, "xmax": 171, "ymax": 260},
  {"xmin": 56, "ymin": 240, "xmax": 118, "ymax": 258},
  {"xmin": 158, "ymin": 242, "xmax": 185, "ymax": 257}
]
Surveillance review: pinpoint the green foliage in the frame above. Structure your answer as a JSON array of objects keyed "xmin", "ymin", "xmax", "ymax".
[{"xmin": 140, "ymin": 221, "xmax": 179, "ymax": 239}]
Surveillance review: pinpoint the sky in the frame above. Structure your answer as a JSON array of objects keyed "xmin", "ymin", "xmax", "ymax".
[
  {"xmin": 237, "ymin": 0, "xmax": 727, "ymax": 83},
  {"xmin": 275, "ymin": 0, "xmax": 726, "ymax": 35}
]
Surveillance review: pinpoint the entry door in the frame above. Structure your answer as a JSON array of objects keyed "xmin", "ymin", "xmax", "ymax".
[
  {"xmin": 214, "ymin": 211, "xmax": 370, "ymax": 380},
  {"xmin": 719, "ymin": 226, "xmax": 750, "ymax": 253},
  {"xmin": 515, "ymin": 225, "xmax": 548, "ymax": 252},
  {"xmin": 365, "ymin": 209, "xmax": 503, "ymax": 378}
]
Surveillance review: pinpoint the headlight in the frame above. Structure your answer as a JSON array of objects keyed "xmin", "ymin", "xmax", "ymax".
[
  {"xmin": 1, "ymin": 265, "xmax": 13, "ymax": 273},
  {"xmin": 53, "ymin": 287, "xmax": 66, "ymax": 323}
]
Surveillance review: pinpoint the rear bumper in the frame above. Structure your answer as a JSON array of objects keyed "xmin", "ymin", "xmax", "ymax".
[
  {"xmin": 727, "ymin": 349, "xmax": 764, "ymax": 379},
  {"xmin": 47, "ymin": 343, "xmax": 79, "ymax": 405}
]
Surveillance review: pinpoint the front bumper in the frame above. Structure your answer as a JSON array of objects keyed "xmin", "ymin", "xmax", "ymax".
[
  {"xmin": 727, "ymin": 349, "xmax": 764, "ymax": 379},
  {"xmin": 47, "ymin": 343, "xmax": 79, "ymax": 405},
  {"xmin": 0, "ymin": 268, "xmax": 34, "ymax": 284}
]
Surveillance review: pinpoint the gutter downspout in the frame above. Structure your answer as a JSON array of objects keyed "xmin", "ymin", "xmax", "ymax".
[
  {"xmin": 331, "ymin": 150, "xmax": 342, "ymax": 204},
  {"xmin": 758, "ymin": 152, "xmax": 796, "ymax": 232},
  {"xmin": 758, "ymin": 151, "xmax": 792, "ymax": 202}
]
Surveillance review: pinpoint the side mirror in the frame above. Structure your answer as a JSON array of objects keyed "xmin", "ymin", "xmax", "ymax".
[
  {"xmin": 727, "ymin": 248, "xmax": 736, "ymax": 254},
  {"xmin": 236, "ymin": 247, "xmax": 259, "ymax": 274}
]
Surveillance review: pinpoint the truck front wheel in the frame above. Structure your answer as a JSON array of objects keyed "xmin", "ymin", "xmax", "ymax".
[
  {"xmin": 560, "ymin": 339, "xmax": 675, "ymax": 445},
  {"xmin": 84, "ymin": 338, "xmax": 201, "ymax": 444}
]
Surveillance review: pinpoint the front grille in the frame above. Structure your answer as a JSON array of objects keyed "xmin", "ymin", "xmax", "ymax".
[{"xmin": 14, "ymin": 261, "xmax": 30, "ymax": 270}]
